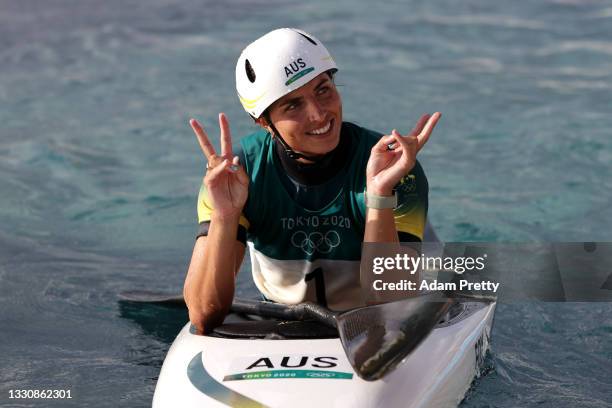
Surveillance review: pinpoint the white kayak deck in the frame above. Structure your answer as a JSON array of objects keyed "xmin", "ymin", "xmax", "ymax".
[{"xmin": 153, "ymin": 301, "xmax": 495, "ymax": 408}]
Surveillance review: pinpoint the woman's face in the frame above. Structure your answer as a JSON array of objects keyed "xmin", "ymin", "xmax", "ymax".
[{"xmin": 265, "ymin": 73, "xmax": 343, "ymax": 159}]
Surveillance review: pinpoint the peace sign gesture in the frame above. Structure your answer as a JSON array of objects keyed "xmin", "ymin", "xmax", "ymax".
[
  {"xmin": 366, "ymin": 112, "xmax": 441, "ymax": 196},
  {"xmin": 190, "ymin": 113, "xmax": 249, "ymax": 220}
]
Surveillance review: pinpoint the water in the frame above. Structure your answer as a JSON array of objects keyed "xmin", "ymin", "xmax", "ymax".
[{"xmin": 1, "ymin": 0, "xmax": 611, "ymax": 406}]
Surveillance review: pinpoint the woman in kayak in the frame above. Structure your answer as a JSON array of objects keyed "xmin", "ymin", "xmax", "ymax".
[{"xmin": 184, "ymin": 28, "xmax": 441, "ymax": 334}]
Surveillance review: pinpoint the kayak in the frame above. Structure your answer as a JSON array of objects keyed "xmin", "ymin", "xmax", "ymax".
[{"xmin": 152, "ymin": 299, "xmax": 495, "ymax": 408}]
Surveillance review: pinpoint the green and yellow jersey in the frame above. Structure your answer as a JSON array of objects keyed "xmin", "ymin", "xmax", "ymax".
[{"xmin": 197, "ymin": 122, "xmax": 428, "ymax": 310}]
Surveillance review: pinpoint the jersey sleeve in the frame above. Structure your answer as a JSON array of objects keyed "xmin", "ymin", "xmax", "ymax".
[{"xmin": 393, "ymin": 160, "xmax": 429, "ymax": 241}]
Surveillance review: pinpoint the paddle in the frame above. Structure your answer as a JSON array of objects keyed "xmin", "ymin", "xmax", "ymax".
[
  {"xmin": 119, "ymin": 290, "xmax": 186, "ymax": 306},
  {"xmin": 119, "ymin": 290, "xmax": 492, "ymax": 381},
  {"xmin": 230, "ymin": 292, "xmax": 455, "ymax": 381}
]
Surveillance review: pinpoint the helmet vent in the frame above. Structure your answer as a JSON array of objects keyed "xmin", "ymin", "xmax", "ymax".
[
  {"xmin": 298, "ymin": 32, "xmax": 317, "ymax": 46},
  {"xmin": 245, "ymin": 59, "xmax": 256, "ymax": 83}
]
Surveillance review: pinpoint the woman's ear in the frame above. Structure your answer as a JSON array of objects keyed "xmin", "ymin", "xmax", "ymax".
[{"xmin": 256, "ymin": 116, "xmax": 273, "ymax": 136}]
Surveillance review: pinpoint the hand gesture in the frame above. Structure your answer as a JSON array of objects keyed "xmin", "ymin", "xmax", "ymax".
[
  {"xmin": 190, "ymin": 113, "xmax": 249, "ymax": 220},
  {"xmin": 366, "ymin": 112, "xmax": 441, "ymax": 196}
]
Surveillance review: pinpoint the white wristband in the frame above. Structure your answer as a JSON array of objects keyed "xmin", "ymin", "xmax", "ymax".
[{"xmin": 364, "ymin": 190, "xmax": 397, "ymax": 209}]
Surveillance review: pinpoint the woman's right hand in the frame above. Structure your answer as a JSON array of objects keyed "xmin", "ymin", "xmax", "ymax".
[{"xmin": 190, "ymin": 113, "xmax": 249, "ymax": 220}]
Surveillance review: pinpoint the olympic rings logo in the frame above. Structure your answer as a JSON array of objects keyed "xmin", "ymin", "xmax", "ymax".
[{"xmin": 290, "ymin": 230, "xmax": 341, "ymax": 255}]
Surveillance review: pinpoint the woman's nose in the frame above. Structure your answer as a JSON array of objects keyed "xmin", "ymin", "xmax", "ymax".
[{"xmin": 305, "ymin": 98, "xmax": 325, "ymax": 122}]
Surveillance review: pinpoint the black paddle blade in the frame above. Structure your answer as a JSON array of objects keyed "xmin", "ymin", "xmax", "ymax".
[
  {"xmin": 337, "ymin": 292, "xmax": 453, "ymax": 381},
  {"xmin": 118, "ymin": 290, "xmax": 186, "ymax": 307}
]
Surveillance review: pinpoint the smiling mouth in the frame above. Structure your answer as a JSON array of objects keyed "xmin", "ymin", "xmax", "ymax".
[{"xmin": 306, "ymin": 119, "xmax": 334, "ymax": 136}]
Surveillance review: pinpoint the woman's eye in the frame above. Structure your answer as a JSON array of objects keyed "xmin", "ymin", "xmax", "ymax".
[
  {"xmin": 285, "ymin": 101, "xmax": 301, "ymax": 112},
  {"xmin": 317, "ymin": 87, "xmax": 330, "ymax": 95}
]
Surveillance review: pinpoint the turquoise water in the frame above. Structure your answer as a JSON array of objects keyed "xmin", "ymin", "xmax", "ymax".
[{"xmin": 0, "ymin": 1, "xmax": 611, "ymax": 406}]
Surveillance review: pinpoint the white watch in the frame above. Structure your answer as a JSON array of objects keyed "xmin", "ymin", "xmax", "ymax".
[{"xmin": 364, "ymin": 190, "xmax": 397, "ymax": 209}]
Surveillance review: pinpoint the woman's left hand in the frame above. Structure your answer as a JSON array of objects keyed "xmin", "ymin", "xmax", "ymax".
[{"xmin": 366, "ymin": 112, "xmax": 441, "ymax": 196}]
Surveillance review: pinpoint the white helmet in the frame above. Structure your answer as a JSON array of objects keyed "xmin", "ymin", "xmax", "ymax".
[{"xmin": 236, "ymin": 28, "xmax": 338, "ymax": 119}]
